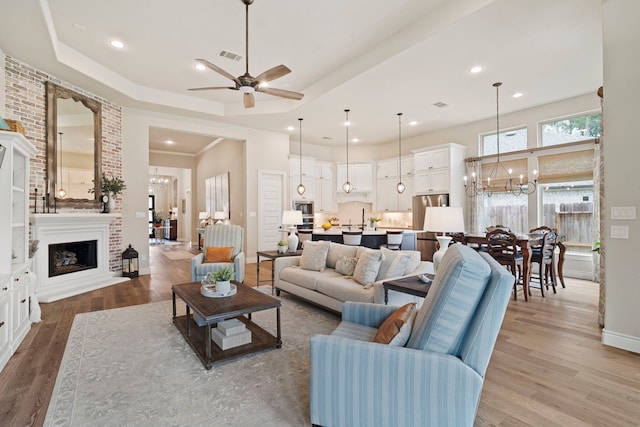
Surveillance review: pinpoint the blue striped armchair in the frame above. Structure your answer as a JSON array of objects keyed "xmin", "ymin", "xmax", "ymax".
[
  {"xmin": 310, "ymin": 244, "xmax": 514, "ymax": 427},
  {"xmin": 191, "ymin": 224, "xmax": 245, "ymax": 283}
]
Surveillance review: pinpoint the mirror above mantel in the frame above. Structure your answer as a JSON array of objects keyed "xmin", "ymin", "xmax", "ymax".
[{"xmin": 46, "ymin": 81, "xmax": 102, "ymax": 209}]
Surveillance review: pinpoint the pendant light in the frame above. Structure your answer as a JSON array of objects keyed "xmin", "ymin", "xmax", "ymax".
[
  {"xmin": 57, "ymin": 132, "xmax": 67, "ymax": 199},
  {"xmin": 296, "ymin": 118, "xmax": 306, "ymax": 195},
  {"xmin": 396, "ymin": 112, "xmax": 406, "ymax": 194},
  {"xmin": 342, "ymin": 109, "xmax": 353, "ymax": 193}
]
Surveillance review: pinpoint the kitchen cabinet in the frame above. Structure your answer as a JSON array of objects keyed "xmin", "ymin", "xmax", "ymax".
[
  {"xmin": 376, "ymin": 176, "xmax": 413, "ymax": 212},
  {"xmin": 10, "ymin": 267, "xmax": 30, "ymax": 349},
  {"xmin": 411, "ymin": 143, "xmax": 466, "ymax": 206},
  {"xmin": 314, "ymin": 161, "xmax": 336, "ymax": 212},
  {"xmin": 336, "ymin": 163, "xmax": 374, "ymax": 193},
  {"xmin": 289, "ymin": 157, "xmax": 315, "ymax": 177},
  {"xmin": 291, "ymin": 156, "xmax": 316, "ymax": 201}
]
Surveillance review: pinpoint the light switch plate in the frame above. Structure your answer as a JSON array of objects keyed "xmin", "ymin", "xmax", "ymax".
[
  {"xmin": 611, "ymin": 206, "xmax": 636, "ymax": 220},
  {"xmin": 611, "ymin": 225, "xmax": 629, "ymax": 239}
]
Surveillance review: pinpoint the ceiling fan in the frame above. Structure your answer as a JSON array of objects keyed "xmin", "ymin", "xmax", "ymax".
[{"xmin": 188, "ymin": 0, "xmax": 304, "ymax": 108}]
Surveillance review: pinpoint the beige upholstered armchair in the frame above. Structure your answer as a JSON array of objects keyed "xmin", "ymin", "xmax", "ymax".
[{"xmin": 191, "ymin": 224, "xmax": 245, "ymax": 283}]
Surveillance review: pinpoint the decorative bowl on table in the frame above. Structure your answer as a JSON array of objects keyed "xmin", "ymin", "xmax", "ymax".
[
  {"xmin": 200, "ymin": 279, "xmax": 237, "ymax": 298},
  {"xmin": 321, "ymin": 222, "xmax": 332, "ymax": 231}
]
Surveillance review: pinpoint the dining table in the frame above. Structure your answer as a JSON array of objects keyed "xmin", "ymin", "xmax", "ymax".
[{"xmin": 463, "ymin": 233, "xmax": 566, "ymax": 301}]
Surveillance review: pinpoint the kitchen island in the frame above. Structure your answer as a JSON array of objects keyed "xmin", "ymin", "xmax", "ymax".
[{"xmin": 311, "ymin": 228, "xmax": 418, "ymax": 250}]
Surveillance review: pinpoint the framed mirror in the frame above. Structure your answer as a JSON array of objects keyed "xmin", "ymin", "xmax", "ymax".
[
  {"xmin": 46, "ymin": 81, "xmax": 102, "ymax": 208},
  {"xmin": 205, "ymin": 172, "xmax": 230, "ymax": 219}
]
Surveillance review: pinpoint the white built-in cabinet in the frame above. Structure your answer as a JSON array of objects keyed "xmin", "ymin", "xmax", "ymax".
[
  {"xmin": 336, "ymin": 163, "xmax": 374, "ymax": 193},
  {"xmin": 290, "ymin": 157, "xmax": 315, "ymax": 201},
  {"xmin": 0, "ymin": 131, "xmax": 36, "ymax": 373},
  {"xmin": 314, "ymin": 161, "xmax": 336, "ymax": 212},
  {"xmin": 412, "ymin": 143, "xmax": 466, "ymax": 207},
  {"xmin": 376, "ymin": 156, "xmax": 414, "ymax": 212}
]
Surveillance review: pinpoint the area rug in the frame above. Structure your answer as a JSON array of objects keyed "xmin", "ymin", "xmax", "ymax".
[
  {"xmin": 44, "ymin": 295, "xmax": 340, "ymax": 426},
  {"xmin": 161, "ymin": 250, "xmax": 196, "ymax": 260}
]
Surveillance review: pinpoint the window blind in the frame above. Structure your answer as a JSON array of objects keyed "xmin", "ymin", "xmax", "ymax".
[{"xmin": 537, "ymin": 149, "xmax": 594, "ymax": 183}]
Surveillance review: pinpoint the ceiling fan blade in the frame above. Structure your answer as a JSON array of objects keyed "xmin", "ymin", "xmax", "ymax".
[
  {"xmin": 195, "ymin": 58, "xmax": 240, "ymax": 85},
  {"xmin": 254, "ymin": 65, "xmax": 291, "ymax": 83},
  {"xmin": 188, "ymin": 86, "xmax": 237, "ymax": 91},
  {"xmin": 257, "ymin": 87, "xmax": 304, "ymax": 100},
  {"xmin": 244, "ymin": 92, "xmax": 255, "ymax": 108}
]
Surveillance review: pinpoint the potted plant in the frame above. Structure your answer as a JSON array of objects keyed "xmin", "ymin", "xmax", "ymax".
[
  {"xmin": 211, "ymin": 267, "xmax": 234, "ymax": 294},
  {"xmin": 88, "ymin": 172, "xmax": 127, "ymax": 212},
  {"xmin": 368, "ymin": 216, "xmax": 381, "ymax": 229},
  {"xmin": 153, "ymin": 210, "xmax": 164, "ymax": 227},
  {"xmin": 277, "ymin": 240, "xmax": 288, "ymax": 254}
]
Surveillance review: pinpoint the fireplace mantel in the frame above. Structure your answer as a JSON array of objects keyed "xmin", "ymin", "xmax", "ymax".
[{"xmin": 30, "ymin": 213, "xmax": 129, "ymax": 302}]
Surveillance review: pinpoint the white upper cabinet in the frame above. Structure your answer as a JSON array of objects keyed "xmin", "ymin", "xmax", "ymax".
[
  {"xmin": 289, "ymin": 157, "xmax": 315, "ymax": 178},
  {"xmin": 336, "ymin": 163, "xmax": 374, "ymax": 193},
  {"xmin": 414, "ymin": 147, "xmax": 450, "ymax": 172},
  {"xmin": 412, "ymin": 143, "xmax": 466, "ymax": 204}
]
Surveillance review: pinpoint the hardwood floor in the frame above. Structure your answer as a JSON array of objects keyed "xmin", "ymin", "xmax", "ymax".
[{"xmin": 0, "ymin": 242, "xmax": 638, "ymax": 426}]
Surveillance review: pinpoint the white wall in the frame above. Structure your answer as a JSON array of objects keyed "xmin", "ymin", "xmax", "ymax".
[
  {"xmin": 122, "ymin": 107, "xmax": 289, "ymax": 269},
  {"xmin": 601, "ymin": 0, "xmax": 640, "ymax": 353}
]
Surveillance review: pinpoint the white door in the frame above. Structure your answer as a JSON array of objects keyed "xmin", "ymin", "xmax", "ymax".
[{"xmin": 258, "ymin": 171, "xmax": 285, "ymax": 251}]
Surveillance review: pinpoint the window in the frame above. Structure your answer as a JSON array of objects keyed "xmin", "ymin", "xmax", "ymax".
[
  {"xmin": 541, "ymin": 113, "xmax": 600, "ymax": 147},
  {"xmin": 481, "ymin": 127, "xmax": 527, "ymax": 156}
]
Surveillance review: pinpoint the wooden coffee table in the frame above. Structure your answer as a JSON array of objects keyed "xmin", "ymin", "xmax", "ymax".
[
  {"xmin": 382, "ymin": 275, "xmax": 433, "ymax": 305},
  {"xmin": 172, "ymin": 280, "xmax": 281, "ymax": 370}
]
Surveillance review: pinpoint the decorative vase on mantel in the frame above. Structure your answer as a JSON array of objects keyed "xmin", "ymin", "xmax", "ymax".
[{"xmin": 107, "ymin": 195, "xmax": 115, "ymax": 213}]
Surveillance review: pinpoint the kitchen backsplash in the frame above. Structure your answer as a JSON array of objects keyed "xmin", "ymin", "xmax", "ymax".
[{"xmin": 314, "ymin": 202, "xmax": 412, "ymax": 228}]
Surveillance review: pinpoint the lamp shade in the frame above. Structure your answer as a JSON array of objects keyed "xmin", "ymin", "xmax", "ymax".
[
  {"xmin": 423, "ymin": 207, "xmax": 465, "ymax": 233},
  {"xmin": 282, "ymin": 210, "xmax": 303, "ymax": 225},
  {"xmin": 213, "ymin": 211, "xmax": 226, "ymax": 220},
  {"xmin": 199, "ymin": 212, "xmax": 210, "ymax": 220}
]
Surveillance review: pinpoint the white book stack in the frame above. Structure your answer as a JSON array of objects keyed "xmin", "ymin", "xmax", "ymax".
[{"xmin": 212, "ymin": 318, "xmax": 252, "ymax": 350}]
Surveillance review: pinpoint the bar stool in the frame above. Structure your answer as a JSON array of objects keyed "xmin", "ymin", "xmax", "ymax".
[
  {"xmin": 382, "ymin": 230, "xmax": 403, "ymax": 250},
  {"xmin": 342, "ymin": 230, "xmax": 363, "ymax": 246},
  {"xmin": 297, "ymin": 229, "xmax": 313, "ymax": 249}
]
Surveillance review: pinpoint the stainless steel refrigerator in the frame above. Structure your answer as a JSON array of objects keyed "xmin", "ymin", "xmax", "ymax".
[{"xmin": 412, "ymin": 194, "xmax": 449, "ymax": 261}]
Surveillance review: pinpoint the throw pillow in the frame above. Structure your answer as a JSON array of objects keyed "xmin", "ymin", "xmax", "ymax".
[
  {"xmin": 385, "ymin": 252, "xmax": 410, "ymax": 279},
  {"xmin": 335, "ymin": 254, "xmax": 358, "ymax": 276},
  {"xmin": 299, "ymin": 240, "xmax": 330, "ymax": 271},
  {"xmin": 372, "ymin": 303, "xmax": 417, "ymax": 346},
  {"xmin": 204, "ymin": 246, "xmax": 234, "ymax": 263},
  {"xmin": 352, "ymin": 250, "xmax": 384, "ymax": 288}
]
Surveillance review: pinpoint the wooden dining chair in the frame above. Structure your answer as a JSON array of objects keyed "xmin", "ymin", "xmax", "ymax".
[
  {"xmin": 529, "ymin": 230, "xmax": 558, "ymax": 296},
  {"xmin": 486, "ymin": 229, "xmax": 525, "ymax": 301}
]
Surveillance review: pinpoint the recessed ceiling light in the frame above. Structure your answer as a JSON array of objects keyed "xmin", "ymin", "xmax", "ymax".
[
  {"xmin": 194, "ymin": 63, "xmax": 206, "ymax": 71},
  {"xmin": 409, "ymin": 121, "xmax": 418, "ymax": 126},
  {"xmin": 259, "ymin": 82, "xmax": 269, "ymax": 88},
  {"xmin": 287, "ymin": 126, "xmax": 295, "ymax": 131},
  {"xmin": 513, "ymin": 92, "xmax": 524, "ymax": 98},
  {"xmin": 166, "ymin": 140, "xmax": 174, "ymax": 145},
  {"xmin": 109, "ymin": 39, "xmax": 125, "ymax": 49},
  {"xmin": 352, "ymin": 138, "xmax": 359, "ymax": 143},
  {"xmin": 470, "ymin": 66, "xmax": 482, "ymax": 73}
]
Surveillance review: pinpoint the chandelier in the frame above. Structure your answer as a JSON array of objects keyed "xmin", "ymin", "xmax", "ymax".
[
  {"xmin": 464, "ymin": 82, "xmax": 537, "ymax": 197},
  {"xmin": 149, "ymin": 167, "xmax": 169, "ymax": 194}
]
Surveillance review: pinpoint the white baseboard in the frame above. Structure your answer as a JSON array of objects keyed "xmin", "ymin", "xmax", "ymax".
[{"xmin": 602, "ymin": 329, "xmax": 640, "ymax": 354}]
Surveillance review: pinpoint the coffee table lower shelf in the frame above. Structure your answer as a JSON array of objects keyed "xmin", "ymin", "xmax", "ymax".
[{"xmin": 173, "ymin": 315, "xmax": 280, "ymax": 369}]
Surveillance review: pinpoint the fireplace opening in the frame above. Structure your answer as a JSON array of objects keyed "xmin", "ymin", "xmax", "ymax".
[{"xmin": 49, "ymin": 240, "xmax": 98, "ymax": 278}]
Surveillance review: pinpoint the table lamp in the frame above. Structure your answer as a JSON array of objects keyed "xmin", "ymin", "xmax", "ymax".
[
  {"xmin": 423, "ymin": 207, "xmax": 465, "ymax": 271},
  {"xmin": 214, "ymin": 211, "xmax": 226, "ymax": 224},
  {"xmin": 198, "ymin": 212, "xmax": 210, "ymax": 227},
  {"xmin": 282, "ymin": 210, "xmax": 304, "ymax": 252}
]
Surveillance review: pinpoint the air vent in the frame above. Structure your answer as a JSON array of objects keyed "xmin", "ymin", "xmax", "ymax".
[
  {"xmin": 218, "ymin": 50, "xmax": 243, "ymax": 62},
  {"xmin": 433, "ymin": 101, "xmax": 448, "ymax": 108},
  {"xmin": 322, "ymin": 136, "xmax": 334, "ymax": 140}
]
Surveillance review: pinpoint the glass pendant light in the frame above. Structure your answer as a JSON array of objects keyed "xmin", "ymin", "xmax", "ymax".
[
  {"xmin": 57, "ymin": 132, "xmax": 67, "ymax": 199},
  {"xmin": 396, "ymin": 112, "xmax": 406, "ymax": 194},
  {"xmin": 342, "ymin": 109, "xmax": 353, "ymax": 193},
  {"xmin": 296, "ymin": 118, "xmax": 306, "ymax": 195}
]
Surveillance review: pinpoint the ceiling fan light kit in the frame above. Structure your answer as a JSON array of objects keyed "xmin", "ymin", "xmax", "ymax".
[{"xmin": 188, "ymin": 0, "xmax": 304, "ymax": 108}]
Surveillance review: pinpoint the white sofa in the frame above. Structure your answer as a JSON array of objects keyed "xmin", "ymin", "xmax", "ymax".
[{"xmin": 274, "ymin": 241, "xmax": 433, "ymax": 313}]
